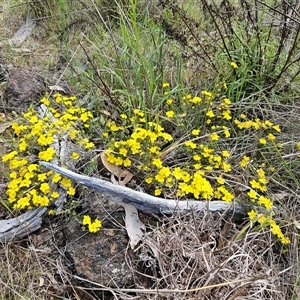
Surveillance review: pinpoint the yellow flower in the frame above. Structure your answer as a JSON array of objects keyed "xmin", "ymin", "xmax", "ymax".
[
  {"xmin": 40, "ymin": 183, "xmax": 50, "ymax": 194},
  {"xmin": 9, "ymin": 158, "xmax": 28, "ymax": 169},
  {"xmin": 71, "ymin": 152, "xmax": 80, "ymax": 160},
  {"xmin": 264, "ymin": 120, "xmax": 273, "ymax": 127},
  {"xmin": 38, "ymin": 173, "xmax": 47, "ymax": 182},
  {"xmin": 193, "ymin": 154, "xmax": 201, "ymax": 161},
  {"xmin": 123, "ymin": 158, "xmax": 131, "ymax": 167},
  {"xmin": 189, "ymin": 96, "xmax": 202, "ymax": 104},
  {"xmin": 258, "ymin": 177, "xmax": 267, "ymax": 184},
  {"xmin": 191, "ymin": 129, "xmax": 200, "ymax": 136},
  {"xmin": 80, "ymin": 112, "xmax": 90, "ymax": 123},
  {"xmin": 37, "ymin": 134, "xmax": 54, "ymax": 146},
  {"xmin": 149, "ymin": 146, "xmax": 160, "ymax": 154},
  {"xmin": 166, "ymin": 110, "xmax": 175, "ymax": 118},
  {"xmin": 257, "ymin": 168, "xmax": 265, "ymax": 178},
  {"xmin": 250, "ymin": 179, "xmax": 260, "ymax": 190},
  {"xmin": 48, "ymin": 209, "xmax": 56, "ymax": 215},
  {"xmin": 222, "ymin": 98, "xmax": 231, "ymax": 105},
  {"xmin": 51, "ymin": 191, "xmax": 60, "ymax": 199},
  {"xmin": 248, "ymin": 210, "xmax": 256, "ymax": 221},
  {"xmin": 27, "ymin": 164, "xmax": 38, "ymax": 172},
  {"xmin": 88, "ymin": 219, "xmax": 102, "ymax": 233},
  {"xmin": 272, "ymin": 125, "xmax": 281, "ymax": 132},
  {"xmin": 119, "ymin": 148, "xmax": 128, "ymax": 157},
  {"xmin": 166, "ymin": 99, "xmax": 173, "ymax": 105},
  {"xmin": 61, "ymin": 178, "xmax": 72, "ymax": 188},
  {"xmin": 84, "ymin": 142, "xmax": 95, "ymax": 149},
  {"xmin": 40, "ymin": 97, "xmax": 50, "ymax": 106},
  {"xmin": 204, "ymin": 166, "xmax": 213, "ymax": 171},
  {"xmin": 230, "ymin": 62, "xmax": 238, "ymax": 69},
  {"xmin": 11, "ymin": 122, "xmax": 21, "ymax": 135},
  {"xmin": 105, "ymin": 153, "xmax": 115, "ymax": 163},
  {"xmin": 267, "ymin": 133, "xmax": 276, "ymax": 141},
  {"xmin": 114, "ymin": 157, "xmax": 123, "ymax": 166},
  {"xmin": 154, "ymin": 189, "xmax": 162, "ymax": 196},
  {"xmin": 2, "ymin": 150, "xmax": 18, "ymax": 162},
  {"xmin": 9, "ymin": 171, "xmax": 17, "ymax": 179},
  {"xmin": 257, "ymin": 215, "xmax": 268, "ymax": 225},
  {"xmin": 206, "ymin": 110, "xmax": 215, "ymax": 118},
  {"xmin": 222, "ymin": 191, "xmax": 234, "ymax": 202},
  {"xmin": 155, "ymin": 167, "xmax": 171, "ymax": 183},
  {"xmin": 133, "ymin": 109, "xmax": 141, "ymax": 115},
  {"xmin": 184, "ymin": 141, "xmax": 197, "ymax": 149},
  {"xmin": 224, "ymin": 128, "xmax": 230, "ymax": 138},
  {"xmin": 152, "ymin": 158, "xmax": 163, "ymax": 168},
  {"xmin": 259, "ymin": 138, "xmax": 267, "ymax": 145},
  {"xmin": 159, "ymin": 132, "xmax": 173, "ymax": 141},
  {"xmin": 52, "ymin": 173, "xmax": 62, "ymax": 183},
  {"xmin": 192, "ymin": 163, "xmax": 200, "ymax": 170},
  {"xmin": 19, "ymin": 140, "xmax": 28, "ymax": 152},
  {"xmin": 184, "ymin": 94, "xmax": 192, "ymax": 100},
  {"xmin": 163, "ymin": 82, "xmax": 170, "ymax": 88},
  {"xmin": 258, "ymin": 196, "xmax": 272, "ymax": 210},
  {"xmin": 240, "ymin": 155, "xmax": 250, "ymax": 167},
  {"xmin": 67, "ymin": 187, "xmax": 76, "ymax": 196},
  {"xmin": 145, "ymin": 177, "xmax": 153, "ymax": 184},
  {"xmin": 209, "ymin": 133, "xmax": 219, "ymax": 141},
  {"xmin": 19, "ymin": 178, "xmax": 31, "ymax": 188},
  {"xmin": 15, "ymin": 196, "xmax": 31, "ymax": 209},
  {"xmin": 222, "ymin": 162, "xmax": 231, "ymax": 172},
  {"xmin": 217, "ymin": 176, "xmax": 225, "ymax": 185},
  {"xmin": 222, "ymin": 150, "xmax": 230, "ymax": 158},
  {"xmin": 38, "ymin": 147, "xmax": 56, "ymax": 162},
  {"xmin": 280, "ymin": 236, "xmax": 290, "ymax": 244},
  {"xmin": 82, "ymin": 215, "xmax": 91, "ymax": 225},
  {"xmin": 248, "ymin": 189, "xmax": 257, "ymax": 199},
  {"xmin": 201, "ymin": 90, "xmax": 213, "ymax": 100},
  {"xmin": 222, "ymin": 110, "xmax": 232, "ymax": 120}
]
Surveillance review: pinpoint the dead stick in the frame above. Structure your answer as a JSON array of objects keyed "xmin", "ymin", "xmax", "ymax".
[{"xmin": 40, "ymin": 162, "xmax": 246, "ymax": 219}]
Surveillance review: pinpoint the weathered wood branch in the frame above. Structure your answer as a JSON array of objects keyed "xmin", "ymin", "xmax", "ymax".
[
  {"xmin": 40, "ymin": 162, "xmax": 247, "ymax": 220},
  {"xmin": 0, "ymin": 158, "xmax": 246, "ymax": 242},
  {"xmin": 0, "ymin": 207, "xmax": 46, "ymax": 241},
  {"xmin": 0, "ymin": 186, "xmax": 67, "ymax": 242}
]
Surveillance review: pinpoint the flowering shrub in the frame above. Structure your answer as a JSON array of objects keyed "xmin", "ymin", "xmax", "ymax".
[
  {"xmin": 102, "ymin": 82, "xmax": 290, "ymax": 244},
  {"xmin": 0, "ymin": 85, "xmax": 291, "ymax": 242},
  {"xmin": 2, "ymin": 94, "xmax": 94, "ymax": 211}
]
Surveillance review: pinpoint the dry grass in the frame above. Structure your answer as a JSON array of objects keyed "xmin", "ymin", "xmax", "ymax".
[
  {"xmin": 126, "ymin": 209, "xmax": 296, "ymax": 300},
  {"xmin": 42, "ymin": 203, "xmax": 296, "ymax": 300},
  {"xmin": 0, "ymin": 237, "xmax": 65, "ymax": 299},
  {"xmin": 0, "ymin": 208, "xmax": 297, "ymax": 300}
]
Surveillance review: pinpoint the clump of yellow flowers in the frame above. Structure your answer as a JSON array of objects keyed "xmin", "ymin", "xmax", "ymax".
[
  {"xmin": 102, "ymin": 83, "xmax": 290, "ymax": 244},
  {"xmin": 2, "ymin": 94, "xmax": 94, "ymax": 217},
  {"xmin": 82, "ymin": 215, "xmax": 102, "ymax": 233}
]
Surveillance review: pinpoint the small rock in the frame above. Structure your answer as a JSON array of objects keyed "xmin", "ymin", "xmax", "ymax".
[
  {"xmin": 63, "ymin": 219, "xmax": 134, "ymax": 288},
  {"xmin": 4, "ymin": 70, "xmax": 45, "ymax": 112}
]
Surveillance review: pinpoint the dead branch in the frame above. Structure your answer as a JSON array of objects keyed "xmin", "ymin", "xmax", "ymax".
[
  {"xmin": 0, "ymin": 207, "xmax": 46, "ymax": 241},
  {"xmin": 40, "ymin": 162, "xmax": 246, "ymax": 220}
]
